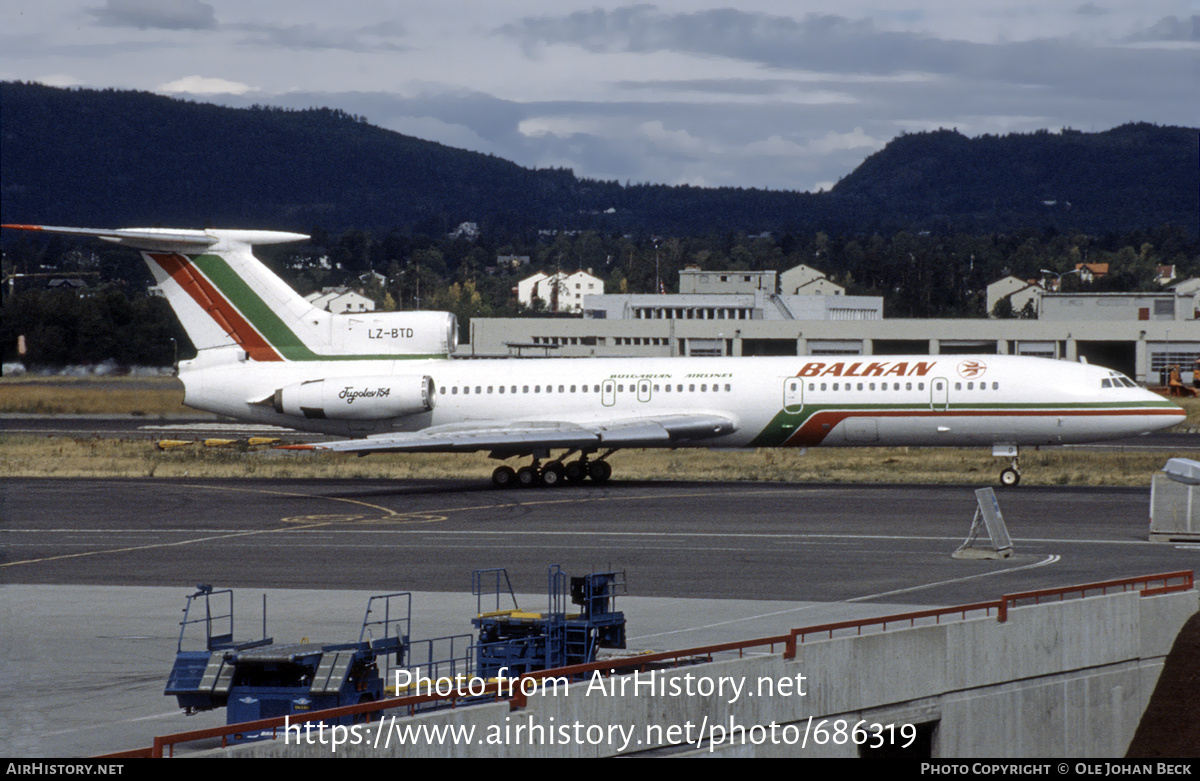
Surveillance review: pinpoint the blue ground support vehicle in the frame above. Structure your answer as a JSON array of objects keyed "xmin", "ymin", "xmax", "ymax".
[
  {"xmin": 472, "ymin": 566, "xmax": 627, "ymax": 679},
  {"xmin": 164, "ymin": 585, "xmax": 408, "ymax": 741}
]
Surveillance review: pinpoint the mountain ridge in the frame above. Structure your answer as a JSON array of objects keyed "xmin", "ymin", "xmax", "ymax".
[{"xmin": 2, "ymin": 82, "xmax": 1195, "ymax": 237}]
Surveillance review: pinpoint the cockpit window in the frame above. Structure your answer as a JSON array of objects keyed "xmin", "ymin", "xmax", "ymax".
[{"xmin": 1103, "ymin": 372, "xmax": 1138, "ymax": 389}]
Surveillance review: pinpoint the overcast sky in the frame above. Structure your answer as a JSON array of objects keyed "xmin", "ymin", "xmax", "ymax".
[{"xmin": 3, "ymin": 1, "xmax": 1196, "ymax": 192}]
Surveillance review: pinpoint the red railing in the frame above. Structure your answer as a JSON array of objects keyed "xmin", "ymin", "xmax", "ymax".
[
  {"xmin": 996, "ymin": 570, "xmax": 1193, "ymax": 622},
  {"xmin": 113, "ymin": 569, "xmax": 1192, "ymax": 758}
]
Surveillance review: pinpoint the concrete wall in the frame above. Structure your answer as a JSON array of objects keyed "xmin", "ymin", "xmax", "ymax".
[{"xmin": 226, "ymin": 589, "xmax": 1197, "ymax": 759}]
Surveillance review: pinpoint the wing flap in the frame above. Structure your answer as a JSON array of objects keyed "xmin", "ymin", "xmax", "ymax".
[{"xmin": 290, "ymin": 414, "xmax": 736, "ymax": 455}]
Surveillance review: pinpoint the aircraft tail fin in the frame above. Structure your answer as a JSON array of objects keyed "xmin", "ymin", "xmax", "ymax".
[{"xmin": 3, "ymin": 224, "xmax": 457, "ymax": 362}]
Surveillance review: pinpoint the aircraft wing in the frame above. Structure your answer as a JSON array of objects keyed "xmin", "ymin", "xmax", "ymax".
[{"xmin": 282, "ymin": 414, "xmax": 737, "ymax": 455}]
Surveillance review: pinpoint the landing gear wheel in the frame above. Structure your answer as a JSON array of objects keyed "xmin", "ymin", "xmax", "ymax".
[
  {"xmin": 1000, "ymin": 468, "xmax": 1021, "ymax": 487},
  {"xmin": 516, "ymin": 465, "xmax": 542, "ymax": 488},
  {"xmin": 588, "ymin": 460, "xmax": 612, "ymax": 484},
  {"xmin": 491, "ymin": 466, "xmax": 517, "ymax": 489},
  {"xmin": 564, "ymin": 460, "xmax": 588, "ymax": 484},
  {"xmin": 540, "ymin": 463, "xmax": 566, "ymax": 487}
]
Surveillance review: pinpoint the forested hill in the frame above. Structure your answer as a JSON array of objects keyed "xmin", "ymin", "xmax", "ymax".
[
  {"xmin": 1, "ymin": 81, "xmax": 1196, "ymax": 238},
  {"xmin": 829, "ymin": 124, "xmax": 1198, "ymax": 236}
]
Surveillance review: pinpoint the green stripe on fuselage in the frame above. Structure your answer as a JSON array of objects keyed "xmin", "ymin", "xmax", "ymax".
[
  {"xmin": 748, "ymin": 400, "xmax": 1180, "ymax": 447},
  {"xmin": 191, "ymin": 254, "xmax": 443, "ymax": 361}
]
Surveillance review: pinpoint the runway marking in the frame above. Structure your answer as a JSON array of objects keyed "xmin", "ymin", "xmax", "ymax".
[
  {"xmin": 846, "ymin": 554, "xmax": 1061, "ymax": 602},
  {"xmin": 280, "ymin": 513, "xmax": 448, "ymax": 525},
  {"xmin": 0, "ymin": 520, "xmax": 340, "ymax": 569},
  {"xmin": 2, "ymin": 528, "xmax": 1174, "ymax": 547},
  {"xmin": 631, "ymin": 555, "xmax": 1062, "ymax": 642},
  {"xmin": 0, "ymin": 481, "xmax": 406, "ymax": 568}
]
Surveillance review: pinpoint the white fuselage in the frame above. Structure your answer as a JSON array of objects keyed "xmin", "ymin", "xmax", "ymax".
[{"xmin": 179, "ymin": 350, "xmax": 1184, "ymax": 450}]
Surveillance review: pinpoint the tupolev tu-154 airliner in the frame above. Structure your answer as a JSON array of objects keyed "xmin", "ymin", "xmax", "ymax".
[{"xmin": 4, "ymin": 224, "xmax": 1185, "ymax": 488}]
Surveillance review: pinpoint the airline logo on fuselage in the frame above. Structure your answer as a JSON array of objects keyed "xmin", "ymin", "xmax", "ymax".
[
  {"xmin": 795, "ymin": 361, "xmax": 936, "ymax": 378},
  {"xmin": 957, "ymin": 360, "xmax": 986, "ymax": 378}
]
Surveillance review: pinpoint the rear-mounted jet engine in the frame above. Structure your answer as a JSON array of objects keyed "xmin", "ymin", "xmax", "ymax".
[{"xmin": 274, "ymin": 375, "xmax": 435, "ymax": 420}]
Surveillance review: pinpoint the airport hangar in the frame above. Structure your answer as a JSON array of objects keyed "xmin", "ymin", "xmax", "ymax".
[{"xmin": 462, "ymin": 285, "xmax": 1200, "ymax": 387}]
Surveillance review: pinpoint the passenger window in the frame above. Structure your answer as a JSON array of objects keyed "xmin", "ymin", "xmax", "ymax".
[
  {"xmin": 689, "ymin": 384, "xmax": 695, "ymax": 392},
  {"xmin": 906, "ymin": 382, "xmax": 912, "ymax": 391},
  {"xmin": 955, "ymin": 383, "xmax": 961, "ymax": 391},
  {"xmin": 452, "ymin": 387, "xmax": 458, "ymax": 395},
  {"xmin": 522, "ymin": 386, "xmax": 528, "ymax": 393}
]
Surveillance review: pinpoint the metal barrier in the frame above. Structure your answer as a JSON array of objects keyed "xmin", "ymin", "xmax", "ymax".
[
  {"xmin": 997, "ymin": 570, "xmax": 1193, "ymax": 622},
  {"xmin": 115, "ymin": 569, "xmax": 1192, "ymax": 758}
]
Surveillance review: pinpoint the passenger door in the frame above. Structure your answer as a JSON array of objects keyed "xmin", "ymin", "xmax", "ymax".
[
  {"xmin": 783, "ymin": 377, "xmax": 804, "ymax": 414},
  {"xmin": 930, "ymin": 377, "xmax": 949, "ymax": 412}
]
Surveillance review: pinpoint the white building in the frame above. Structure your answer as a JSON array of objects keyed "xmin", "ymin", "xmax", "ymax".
[
  {"xmin": 986, "ymin": 276, "xmax": 1043, "ymax": 317},
  {"xmin": 779, "ymin": 264, "xmax": 845, "ymax": 296},
  {"xmin": 516, "ymin": 270, "xmax": 604, "ymax": 313},
  {"xmin": 679, "ymin": 268, "xmax": 777, "ymax": 294},
  {"xmin": 303, "ymin": 288, "xmax": 376, "ymax": 313},
  {"xmin": 582, "ymin": 265, "xmax": 878, "ymax": 322},
  {"xmin": 1040, "ymin": 280, "xmax": 1199, "ymax": 323},
  {"xmin": 582, "ymin": 291, "xmax": 882, "ymax": 322}
]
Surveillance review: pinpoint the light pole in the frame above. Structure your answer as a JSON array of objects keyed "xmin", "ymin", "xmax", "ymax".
[{"xmin": 1040, "ymin": 268, "xmax": 1081, "ymax": 292}]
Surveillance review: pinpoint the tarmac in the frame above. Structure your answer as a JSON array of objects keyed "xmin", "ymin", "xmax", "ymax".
[{"xmin": 0, "ymin": 584, "xmax": 929, "ymax": 757}]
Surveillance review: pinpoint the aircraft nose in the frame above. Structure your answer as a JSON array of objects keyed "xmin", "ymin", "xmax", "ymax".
[{"xmin": 1144, "ymin": 392, "xmax": 1187, "ymax": 430}]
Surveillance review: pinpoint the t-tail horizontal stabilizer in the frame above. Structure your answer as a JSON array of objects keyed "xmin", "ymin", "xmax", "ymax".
[{"xmin": 1, "ymin": 224, "xmax": 309, "ymax": 252}]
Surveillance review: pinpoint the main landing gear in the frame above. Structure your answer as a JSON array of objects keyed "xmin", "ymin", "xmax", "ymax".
[{"xmin": 491, "ymin": 451, "xmax": 615, "ymax": 489}]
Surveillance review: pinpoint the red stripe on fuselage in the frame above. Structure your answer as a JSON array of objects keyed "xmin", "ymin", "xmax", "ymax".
[
  {"xmin": 148, "ymin": 253, "xmax": 283, "ymax": 361},
  {"xmin": 783, "ymin": 407, "xmax": 1184, "ymax": 447}
]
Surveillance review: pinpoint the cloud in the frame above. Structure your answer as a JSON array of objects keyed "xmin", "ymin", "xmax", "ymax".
[
  {"xmin": 234, "ymin": 23, "xmax": 407, "ymax": 53},
  {"xmin": 502, "ymin": 8, "xmax": 936, "ymax": 76},
  {"xmin": 90, "ymin": 0, "xmax": 217, "ymax": 31},
  {"xmin": 1124, "ymin": 15, "xmax": 1200, "ymax": 43},
  {"xmin": 34, "ymin": 74, "xmax": 86, "ymax": 88},
  {"xmin": 157, "ymin": 76, "xmax": 254, "ymax": 95}
]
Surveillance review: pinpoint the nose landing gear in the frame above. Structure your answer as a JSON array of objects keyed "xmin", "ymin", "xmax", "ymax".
[{"xmin": 993, "ymin": 444, "xmax": 1021, "ymax": 487}]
